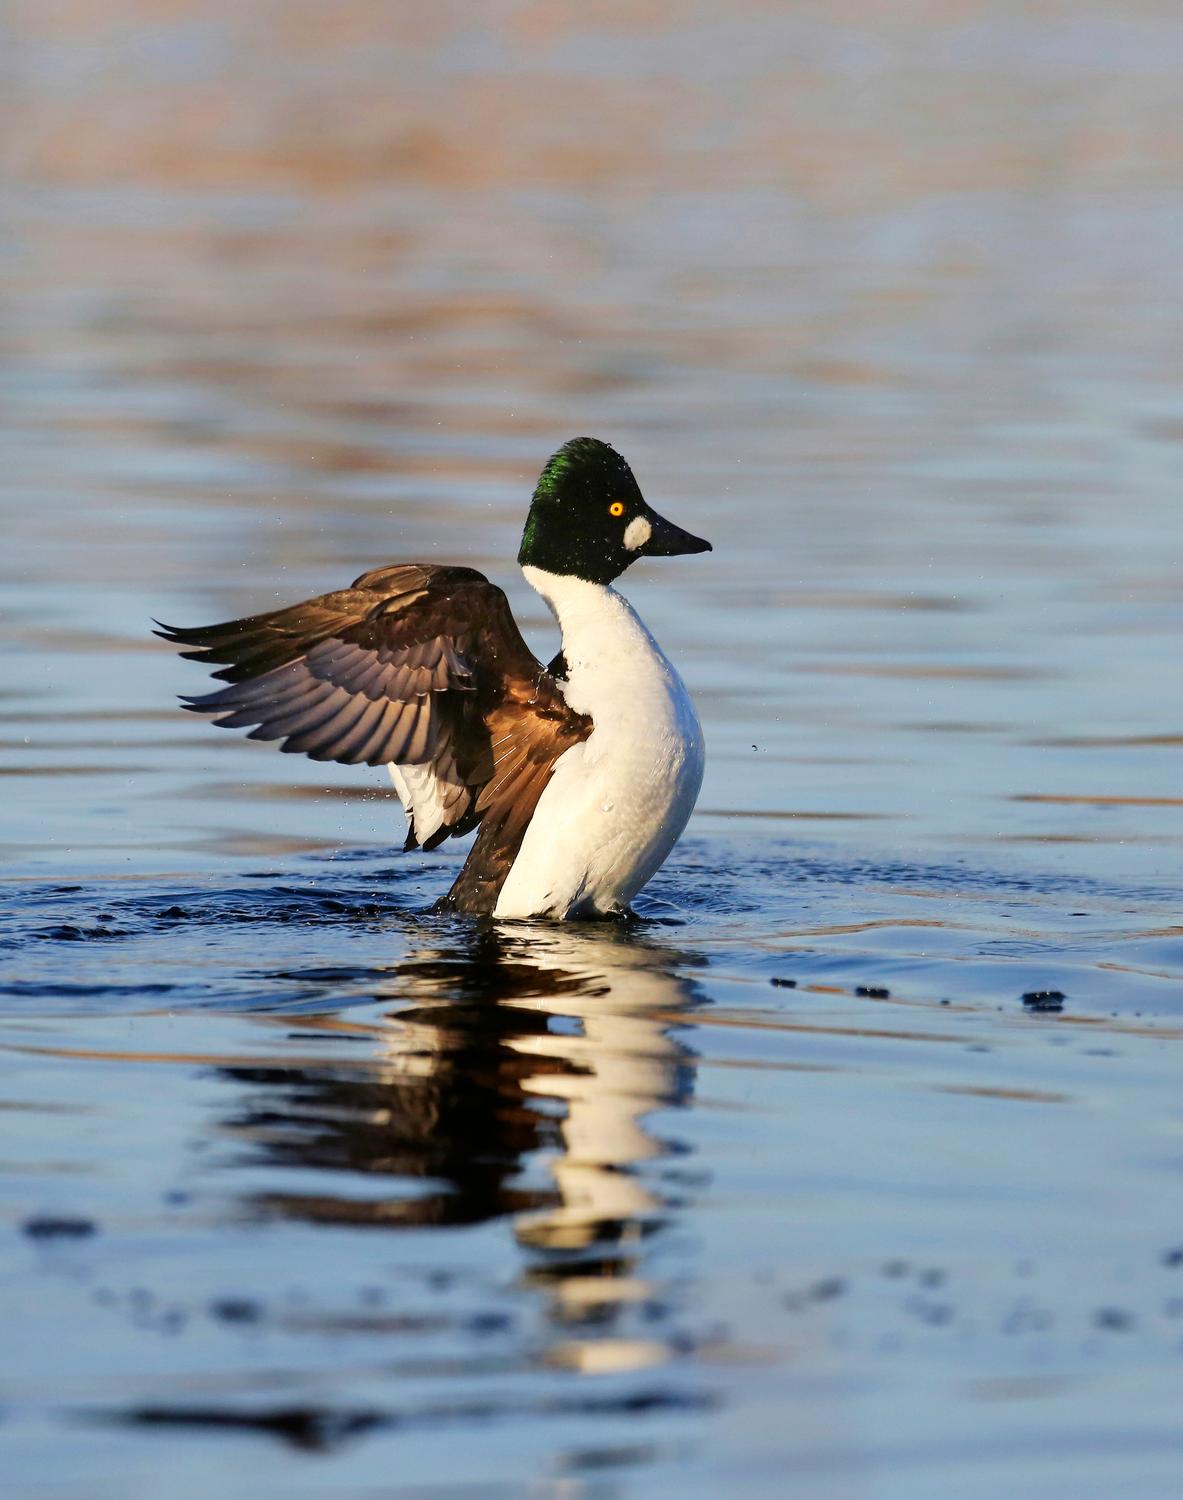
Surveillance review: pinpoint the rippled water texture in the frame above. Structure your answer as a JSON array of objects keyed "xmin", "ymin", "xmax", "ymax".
[{"xmin": 2, "ymin": 4, "xmax": 1183, "ymax": 1496}]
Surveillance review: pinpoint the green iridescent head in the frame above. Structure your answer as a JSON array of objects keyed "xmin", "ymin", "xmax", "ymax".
[{"xmin": 518, "ymin": 437, "xmax": 711, "ymax": 585}]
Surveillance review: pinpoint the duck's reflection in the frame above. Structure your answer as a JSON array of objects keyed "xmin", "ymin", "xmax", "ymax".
[{"xmin": 219, "ymin": 922, "xmax": 702, "ymax": 1287}]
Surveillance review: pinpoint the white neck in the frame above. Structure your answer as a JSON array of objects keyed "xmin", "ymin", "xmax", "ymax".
[
  {"xmin": 521, "ymin": 564, "xmax": 676, "ymax": 721},
  {"xmin": 522, "ymin": 564, "xmax": 624, "ymax": 627},
  {"xmin": 522, "ymin": 564, "xmax": 650, "ymax": 660}
]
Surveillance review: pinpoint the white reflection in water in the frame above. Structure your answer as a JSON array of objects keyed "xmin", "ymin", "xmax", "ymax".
[{"xmin": 219, "ymin": 921, "xmax": 702, "ymax": 1370}]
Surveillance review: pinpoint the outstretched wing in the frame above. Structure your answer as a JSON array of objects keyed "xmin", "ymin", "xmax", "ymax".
[{"xmin": 156, "ymin": 564, "xmax": 590, "ymax": 866}]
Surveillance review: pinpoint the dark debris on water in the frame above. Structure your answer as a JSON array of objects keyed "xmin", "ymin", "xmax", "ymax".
[
  {"xmin": 1022, "ymin": 990, "xmax": 1066, "ymax": 1012},
  {"xmin": 1093, "ymin": 1307, "xmax": 1135, "ymax": 1332},
  {"xmin": 92, "ymin": 1385, "xmax": 716, "ymax": 1452},
  {"xmin": 23, "ymin": 1216, "xmax": 98, "ymax": 1240}
]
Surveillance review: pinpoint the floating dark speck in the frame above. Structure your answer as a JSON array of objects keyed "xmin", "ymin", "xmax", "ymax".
[
  {"xmin": 908, "ymin": 1297, "xmax": 954, "ymax": 1327},
  {"xmin": 113, "ymin": 1403, "xmax": 384, "ymax": 1451},
  {"xmin": 1093, "ymin": 1307, "xmax": 1134, "ymax": 1332},
  {"xmin": 1022, "ymin": 990, "xmax": 1066, "ymax": 1012},
  {"xmin": 466, "ymin": 1311, "xmax": 513, "ymax": 1335},
  {"xmin": 23, "ymin": 1215, "xmax": 97, "ymax": 1240},
  {"xmin": 209, "ymin": 1297, "xmax": 264, "ymax": 1325}
]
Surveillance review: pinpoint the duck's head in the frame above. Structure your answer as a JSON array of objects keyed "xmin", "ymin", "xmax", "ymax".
[{"xmin": 518, "ymin": 437, "xmax": 711, "ymax": 586}]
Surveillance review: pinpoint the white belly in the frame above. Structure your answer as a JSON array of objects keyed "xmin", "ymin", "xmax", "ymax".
[{"xmin": 494, "ymin": 569, "xmax": 705, "ymax": 920}]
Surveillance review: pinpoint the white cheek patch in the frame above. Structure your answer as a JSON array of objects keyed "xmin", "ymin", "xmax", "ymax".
[{"xmin": 622, "ymin": 515, "xmax": 652, "ymax": 551}]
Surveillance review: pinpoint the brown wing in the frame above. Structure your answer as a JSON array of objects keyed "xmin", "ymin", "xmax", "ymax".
[{"xmin": 156, "ymin": 564, "xmax": 590, "ymax": 904}]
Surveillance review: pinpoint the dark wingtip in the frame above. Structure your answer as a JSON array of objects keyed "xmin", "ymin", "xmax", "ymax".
[
  {"xmin": 152, "ymin": 615, "xmax": 256, "ymax": 652},
  {"xmin": 154, "ymin": 619, "xmax": 212, "ymax": 650},
  {"xmin": 177, "ymin": 698, "xmax": 233, "ymax": 721}
]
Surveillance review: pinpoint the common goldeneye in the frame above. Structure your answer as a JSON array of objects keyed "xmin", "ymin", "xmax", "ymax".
[{"xmin": 158, "ymin": 437, "xmax": 710, "ymax": 918}]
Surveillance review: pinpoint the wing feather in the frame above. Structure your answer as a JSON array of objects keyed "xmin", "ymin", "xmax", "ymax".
[
  {"xmin": 332, "ymin": 698, "xmax": 389, "ymax": 765},
  {"xmin": 244, "ymin": 681, "xmax": 343, "ymax": 741},
  {"xmin": 283, "ymin": 691, "xmax": 373, "ymax": 757},
  {"xmin": 157, "ymin": 562, "xmax": 590, "ymax": 910}
]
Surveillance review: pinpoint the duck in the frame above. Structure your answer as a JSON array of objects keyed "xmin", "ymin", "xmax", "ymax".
[{"xmin": 157, "ymin": 437, "xmax": 711, "ymax": 919}]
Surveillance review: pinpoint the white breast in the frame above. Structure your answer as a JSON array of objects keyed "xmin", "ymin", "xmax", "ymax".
[{"xmin": 493, "ymin": 566, "xmax": 705, "ymax": 919}]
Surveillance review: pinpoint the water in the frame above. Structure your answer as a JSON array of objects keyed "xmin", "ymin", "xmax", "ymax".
[{"xmin": 3, "ymin": 4, "xmax": 1183, "ymax": 1495}]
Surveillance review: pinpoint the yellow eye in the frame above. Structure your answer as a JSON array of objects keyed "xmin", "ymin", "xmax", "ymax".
[{"xmin": 609, "ymin": 501, "xmax": 625, "ymax": 518}]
